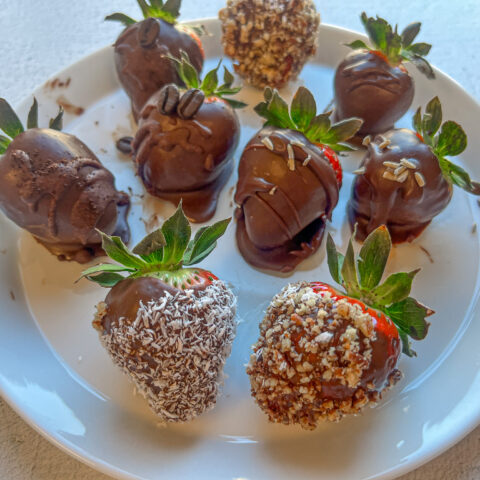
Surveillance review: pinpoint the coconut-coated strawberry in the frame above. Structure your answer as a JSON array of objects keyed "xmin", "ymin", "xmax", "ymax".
[
  {"xmin": 82, "ymin": 203, "xmax": 236, "ymax": 423},
  {"xmin": 246, "ymin": 225, "xmax": 433, "ymax": 429},
  {"xmin": 106, "ymin": 0, "xmax": 205, "ymax": 120}
]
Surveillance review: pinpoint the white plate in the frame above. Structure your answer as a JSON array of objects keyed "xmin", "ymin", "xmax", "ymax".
[{"xmin": 1, "ymin": 19, "xmax": 480, "ymax": 480}]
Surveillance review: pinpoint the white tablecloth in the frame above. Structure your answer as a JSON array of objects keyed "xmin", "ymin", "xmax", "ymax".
[{"xmin": 1, "ymin": 0, "xmax": 479, "ymax": 478}]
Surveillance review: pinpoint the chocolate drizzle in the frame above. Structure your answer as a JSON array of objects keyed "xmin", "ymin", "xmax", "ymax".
[
  {"xmin": 133, "ymin": 91, "xmax": 239, "ymax": 222},
  {"xmin": 114, "ymin": 19, "xmax": 204, "ymax": 120},
  {"xmin": 0, "ymin": 129, "xmax": 130, "ymax": 263},
  {"xmin": 235, "ymin": 127, "xmax": 339, "ymax": 272},
  {"xmin": 348, "ymin": 128, "xmax": 453, "ymax": 243},
  {"xmin": 334, "ymin": 50, "xmax": 414, "ymax": 136}
]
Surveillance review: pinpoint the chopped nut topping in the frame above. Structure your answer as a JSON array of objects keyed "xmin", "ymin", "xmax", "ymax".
[
  {"xmin": 400, "ymin": 158, "xmax": 417, "ymax": 169},
  {"xmin": 414, "ymin": 171, "xmax": 426, "ymax": 187},
  {"xmin": 362, "ymin": 135, "xmax": 371, "ymax": 146},
  {"xmin": 353, "ymin": 166, "xmax": 366, "ymax": 175},
  {"xmin": 261, "ymin": 136, "xmax": 274, "ymax": 151}
]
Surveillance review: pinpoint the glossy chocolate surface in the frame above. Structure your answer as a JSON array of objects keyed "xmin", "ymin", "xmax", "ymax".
[
  {"xmin": 234, "ymin": 127, "xmax": 339, "ymax": 272},
  {"xmin": 348, "ymin": 128, "xmax": 452, "ymax": 242},
  {"xmin": 334, "ymin": 50, "xmax": 414, "ymax": 135},
  {"xmin": 0, "ymin": 128, "xmax": 130, "ymax": 262},
  {"xmin": 114, "ymin": 18, "xmax": 204, "ymax": 120},
  {"xmin": 133, "ymin": 93, "xmax": 239, "ymax": 222}
]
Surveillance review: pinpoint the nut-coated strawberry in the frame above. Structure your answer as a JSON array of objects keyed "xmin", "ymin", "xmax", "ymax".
[{"xmin": 246, "ymin": 225, "xmax": 433, "ymax": 429}]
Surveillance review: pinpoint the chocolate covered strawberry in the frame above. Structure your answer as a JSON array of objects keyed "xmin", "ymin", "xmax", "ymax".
[
  {"xmin": 82, "ymin": 204, "xmax": 236, "ymax": 423},
  {"xmin": 107, "ymin": 0, "xmax": 205, "ymax": 120},
  {"xmin": 348, "ymin": 96, "xmax": 480, "ymax": 242},
  {"xmin": 334, "ymin": 13, "xmax": 434, "ymax": 139},
  {"xmin": 247, "ymin": 225, "xmax": 433, "ymax": 429},
  {"xmin": 133, "ymin": 56, "xmax": 246, "ymax": 222},
  {"xmin": 234, "ymin": 86, "xmax": 362, "ymax": 272},
  {"xmin": 0, "ymin": 98, "xmax": 130, "ymax": 263}
]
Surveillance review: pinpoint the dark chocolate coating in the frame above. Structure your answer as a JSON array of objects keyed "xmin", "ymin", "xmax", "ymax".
[
  {"xmin": 234, "ymin": 127, "xmax": 339, "ymax": 272},
  {"xmin": 0, "ymin": 128, "xmax": 130, "ymax": 263},
  {"xmin": 101, "ymin": 276, "xmax": 179, "ymax": 333},
  {"xmin": 133, "ymin": 92, "xmax": 240, "ymax": 222},
  {"xmin": 334, "ymin": 50, "xmax": 414, "ymax": 135},
  {"xmin": 348, "ymin": 128, "xmax": 453, "ymax": 243},
  {"xmin": 114, "ymin": 18, "xmax": 204, "ymax": 120}
]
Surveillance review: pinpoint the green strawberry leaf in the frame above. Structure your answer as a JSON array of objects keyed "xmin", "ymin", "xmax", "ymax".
[
  {"xmin": 223, "ymin": 98, "xmax": 248, "ymax": 109},
  {"xmin": 0, "ymin": 135, "xmax": 11, "ymax": 154},
  {"xmin": 371, "ymin": 269, "xmax": 419, "ymax": 306},
  {"xmin": 221, "ymin": 66, "xmax": 235, "ymax": 89},
  {"xmin": 398, "ymin": 330, "xmax": 416, "ymax": 357},
  {"xmin": 105, "ymin": 13, "xmax": 137, "ymax": 26},
  {"xmin": 407, "ymin": 42, "xmax": 431, "ymax": 56},
  {"xmin": 341, "ymin": 237, "xmax": 360, "ymax": 296},
  {"xmin": 132, "ymin": 228, "xmax": 166, "ymax": 264},
  {"xmin": 85, "ymin": 272, "xmax": 125, "ymax": 288},
  {"xmin": 98, "ymin": 230, "xmax": 147, "ymax": 269},
  {"xmin": 169, "ymin": 52, "xmax": 200, "ymax": 88},
  {"xmin": 436, "ymin": 120, "xmax": 467, "ymax": 157},
  {"xmin": 200, "ymin": 59, "xmax": 220, "ymax": 95},
  {"xmin": 27, "ymin": 97, "xmax": 38, "ymax": 129},
  {"xmin": 183, "ymin": 218, "xmax": 231, "ymax": 266},
  {"xmin": 305, "ymin": 113, "xmax": 331, "ymax": 141},
  {"xmin": 49, "ymin": 107, "xmax": 64, "ymax": 131},
  {"xmin": 438, "ymin": 157, "xmax": 480, "ymax": 194},
  {"xmin": 290, "ymin": 86, "xmax": 317, "ymax": 131},
  {"xmin": 160, "ymin": 202, "xmax": 191, "ymax": 267},
  {"xmin": 80, "ymin": 263, "xmax": 135, "ymax": 278},
  {"xmin": 0, "ymin": 98, "xmax": 24, "ymax": 139},
  {"xmin": 413, "ymin": 106, "xmax": 422, "ymax": 135},
  {"xmin": 357, "ymin": 225, "xmax": 391, "ymax": 290},
  {"xmin": 326, "ymin": 233, "xmax": 344, "ymax": 285},
  {"xmin": 361, "ymin": 12, "xmax": 389, "ymax": 51},
  {"xmin": 162, "ymin": 0, "xmax": 181, "ymax": 19},
  {"xmin": 345, "ymin": 39, "xmax": 369, "ymax": 50},
  {"xmin": 422, "ymin": 96, "xmax": 442, "ymax": 137},
  {"xmin": 385, "ymin": 297, "xmax": 432, "ymax": 341},
  {"xmin": 408, "ymin": 54, "xmax": 435, "ymax": 79},
  {"xmin": 401, "ymin": 22, "xmax": 421, "ymax": 47},
  {"xmin": 321, "ymin": 117, "xmax": 363, "ymax": 144}
]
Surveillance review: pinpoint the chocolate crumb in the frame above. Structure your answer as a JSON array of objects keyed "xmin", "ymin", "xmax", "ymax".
[
  {"xmin": 56, "ymin": 95, "xmax": 84, "ymax": 115},
  {"xmin": 419, "ymin": 245, "xmax": 434, "ymax": 264}
]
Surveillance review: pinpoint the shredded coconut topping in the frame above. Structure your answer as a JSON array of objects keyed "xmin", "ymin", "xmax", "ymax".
[
  {"xmin": 246, "ymin": 282, "xmax": 401, "ymax": 429},
  {"xmin": 94, "ymin": 281, "xmax": 237, "ymax": 424}
]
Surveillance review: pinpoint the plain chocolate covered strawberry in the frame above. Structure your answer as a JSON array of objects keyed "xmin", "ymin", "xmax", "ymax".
[
  {"xmin": 0, "ymin": 98, "xmax": 130, "ymax": 263},
  {"xmin": 235, "ymin": 86, "xmax": 362, "ymax": 272},
  {"xmin": 334, "ymin": 13, "xmax": 434, "ymax": 139},
  {"xmin": 348, "ymin": 97, "xmax": 480, "ymax": 242},
  {"xmin": 133, "ymin": 57, "xmax": 245, "ymax": 222},
  {"xmin": 107, "ymin": 0, "xmax": 205, "ymax": 120},
  {"xmin": 82, "ymin": 204, "xmax": 236, "ymax": 423},
  {"xmin": 247, "ymin": 226, "xmax": 433, "ymax": 428}
]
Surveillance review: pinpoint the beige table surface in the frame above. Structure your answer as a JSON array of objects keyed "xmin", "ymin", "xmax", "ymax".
[{"xmin": 1, "ymin": 0, "xmax": 480, "ymax": 478}]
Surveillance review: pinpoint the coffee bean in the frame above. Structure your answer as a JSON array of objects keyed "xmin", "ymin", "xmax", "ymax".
[
  {"xmin": 177, "ymin": 89, "xmax": 205, "ymax": 119},
  {"xmin": 116, "ymin": 136, "xmax": 133, "ymax": 154},
  {"xmin": 138, "ymin": 18, "xmax": 160, "ymax": 49},
  {"xmin": 157, "ymin": 84, "xmax": 180, "ymax": 115}
]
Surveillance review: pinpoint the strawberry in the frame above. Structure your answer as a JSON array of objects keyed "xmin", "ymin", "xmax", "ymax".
[
  {"xmin": 246, "ymin": 225, "xmax": 433, "ymax": 429},
  {"xmin": 349, "ymin": 96, "xmax": 480, "ymax": 243},
  {"xmin": 234, "ymin": 86, "xmax": 362, "ymax": 272},
  {"xmin": 133, "ymin": 56, "xmax": 246, "ymax": 223},
  {"xmin": 334, "ymin": 13, "xmax": 434, "ymax": 138},
  {"xmin": 106, "ymin": 0, "xmax": 205, "ymax": 120},
  {"xmin": 81, "ymin": 203, "xmax": 236, "ymax": 423},
  {"xmin": 0, "ymin": 98, "xmax": 130, "ymax": 263}
]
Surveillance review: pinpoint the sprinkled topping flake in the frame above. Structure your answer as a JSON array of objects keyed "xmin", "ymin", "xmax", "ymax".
[
  {"xmin": 302, "ymin": 154, "xmax": 312, "ymax": 166},
  {"xmin": 269, "ymin": 185, "xmax": 277, "ymax": 195},
  {"xmin": 400, "ymin": 158, "xmax": 417, "ymax": 169},
  {"xmin": 353, "ymin": 167, "xmax": 366, "ymax": 175},
  {"xmin": 378, "ymin": 137, "xmax": 391, "ymax": 150},
  {"xmin": 246, "ymin": 282, "xmax": 400, "ymax": 429},
  {"xmin": 414, "ymin": 171, "xmax": 426, "ymax": 187},
  {"xmin": 362, "ymin": 135, "xmax": 371, "ymax": 146},
  {"xmin": 94, "ymin": 281, "xmax": 237, "ymax": 424},
  {"xmin": 261, "ymin": 136, "xmax": 274, "ymax": 151}
]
